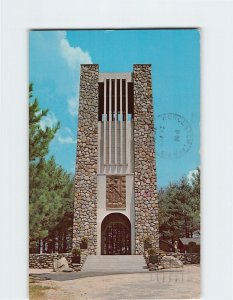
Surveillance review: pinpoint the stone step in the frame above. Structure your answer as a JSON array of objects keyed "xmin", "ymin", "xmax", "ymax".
[{"xmin": 81, "ymin": 255, "xmax": 148, "ymax": 273}]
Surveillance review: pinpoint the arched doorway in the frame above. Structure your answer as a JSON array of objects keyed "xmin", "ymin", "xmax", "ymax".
[{"xmin": 101, "ymin": 213, "xmax": 131, "ymax": 255}]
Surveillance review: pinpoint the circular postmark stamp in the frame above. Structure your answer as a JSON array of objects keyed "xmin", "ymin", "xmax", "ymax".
[{"xmin": 156, "ymin": 113, "xmax": 193, "ymax": 159}]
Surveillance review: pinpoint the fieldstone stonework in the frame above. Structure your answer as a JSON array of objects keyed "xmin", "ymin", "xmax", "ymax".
[
  {"xmin": 29, "ymin": 252, "xmax": 88, "ymax": 270},
  {"xmin": 145, "ymin": 252, "xmax": 200, "ymax": 266},
  {"xmin": 73, "ymin": 64, "xmax": 99, "ymax": 254},
  {"xmin": 73, "ymin": 64, "xmax": 159, "ymax": 256},
  {"xmin": 133, "ymin": 64, "xmax": 159, "ymax": 254}
]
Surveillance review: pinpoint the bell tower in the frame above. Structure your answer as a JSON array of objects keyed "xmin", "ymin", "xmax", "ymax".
[{"xmin": 73, "ymin": 64, "xmax": 159, "ymax": 255}]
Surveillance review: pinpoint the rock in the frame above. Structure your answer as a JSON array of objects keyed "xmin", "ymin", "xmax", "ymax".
[
  {"xmin": 53, "ymin": 259, "xmax": 58, "ymax": 272},
  {"xmin": 158, "ymin": 265, "xmax": 163, "ymax": 270},
  {"xmin": 53, "ymin": 257, "xmax": 73, "ymax": 272},
  {"xmin": 62, "ymin": 268, "xmax": 73, "ymax": 272},
  {"xmin": 160, "ymin": 255, "xmax": 183, "ymax": 269},
  {"xmin": 149, "ymin": 264, "xmax": 158, "ymax": 271}
]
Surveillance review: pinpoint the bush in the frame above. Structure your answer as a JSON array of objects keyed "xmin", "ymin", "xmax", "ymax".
[
  {"xmin": 147, "ymin": 248, "xmax": 160, "ymax": 256},
  {"xmin": 72, "ymin": 248, "xmax": 81, "ymax": 256},
  {"xmin": 144, "ymin": 237, "xmax": 152, "ymax": 243}
]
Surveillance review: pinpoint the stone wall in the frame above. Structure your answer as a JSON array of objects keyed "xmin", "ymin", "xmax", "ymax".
[
  {"xmin": 133, "ymin": 64, "xmax": 159, "ymax": 254},
  {"xmin": 29, "ymin": 251, "xmax": 88, "ymax": 270},
  {"xmin": 73, "ymin": 64, "xmax": 99, "ymax": 254},
  {"xmin": 181, "ymin": 253, "xmax": 200, "ymax": 264},
  {"xmin": 159, "ymin": 252, "xmax": 200, "ymax": 264},
  {"xmin": 29, "ymin": 253, "xmax": 71, "ymax": 269}
]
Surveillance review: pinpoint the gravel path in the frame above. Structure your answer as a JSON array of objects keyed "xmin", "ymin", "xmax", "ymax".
[{"xmin": 30, "ymin": 265, "xmax": 200, "ymax": 299}]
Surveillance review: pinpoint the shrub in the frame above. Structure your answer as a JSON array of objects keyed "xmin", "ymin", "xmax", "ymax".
[
  {"xmin": 144, "ymin": 236, "xmax": 152, "ymax": 243},
  {"xmin": 147, "ymin": 248, "xmax": 160, "ymax": 256},
  {"xmin": 71, "ymin": 248, "xmax": 81, "ymax": 256}
]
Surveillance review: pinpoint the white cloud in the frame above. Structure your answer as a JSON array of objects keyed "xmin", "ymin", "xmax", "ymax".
[
  {"xmin": 57, "ymin": 135, "xmax": 76, "ymax": 144},
  {"xmin": 57, "ymin": 127, "xmax": 77, "ymax": 144},
  {"xmin": 187, "ymin": 169, "xmax": 199, "ymax": 184},
  {"xmin": 58, "ymin": 32, "xmax": 92, "ymax": 117},
  {"xmin": 30, "ymin": 31, "xmax": 93, "ymax": 119},
  {"xmin": 64, "ymin": 127, "xmax": 73, "ymax": 135},
  {"xmin": 60, "ymin": 34, "xmax": 92, "ymax": 70},
  {"xmin": 40, "ymin": 112, "xmax": 58, "ymax": 130},
  {"xmin": 68, "ymin": 97, "xmax": 78, "ymax": 116},
  {"xmin": 30, "ymin": 31, "xmax": 92, "ymax": 172}
]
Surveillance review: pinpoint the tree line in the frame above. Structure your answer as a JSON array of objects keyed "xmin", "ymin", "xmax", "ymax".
[
  {"xmin": 158, "ymin": 168, "xmax": 200, "ymax": 242},
  {"xmin": 29, "ymin": 83, "xmax": 74, "ymax": 253},
  {"xmin": 29, "ymin": 83, "xmax": 200, "ymax": 253}
]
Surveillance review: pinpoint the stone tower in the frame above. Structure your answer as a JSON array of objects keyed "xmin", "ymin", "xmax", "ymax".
[{"xmin": 73, "ymin": 64, "xmax": 159, "ymax": 255}]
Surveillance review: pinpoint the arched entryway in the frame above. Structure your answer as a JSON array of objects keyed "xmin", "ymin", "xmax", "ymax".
[{"xmin": 101, "ymin": 213, "xmax": 131, "ymax": 255}]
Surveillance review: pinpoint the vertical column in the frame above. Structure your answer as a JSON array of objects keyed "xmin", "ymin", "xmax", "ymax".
[
  {"xmin": 73, "ymin": 64, "xmax": 99, "ymax": 254},
  {"xmin": 133, "ymin": 64, "xmax": 159, "ymax": 254},
  {"xmin": 109, "ymin": 79, "xmax": 112, "ymax": 164},
  {"xmin": 120, "ymin": 79, "xmax": 123, "ymax": 164},
  {"xmin": 103, "ymin": 79, "xmax": 107, "ymax": 165},
  {"xmin": 125, "ymin": 79, "xmax": 128, "ymax": 165},
  {"xmin": 126, "ymin": 79, "xmax": 128, "ymax": 123},
  {"xmin": 115, "ymin": 79, "xmax": 117, "ymax": 165}
]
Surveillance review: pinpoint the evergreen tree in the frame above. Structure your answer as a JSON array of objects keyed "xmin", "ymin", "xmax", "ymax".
[
  {"xmin": 159, "ymin": 168, "xmax": 200, "ymax": 242},
  {"xmin": 29, "ymin": 84, "xmax": 74, "ymax": 253},
  {"xmin": 29, "ymin": 157, "xmax": 74, "ymax": 252},
  {"xmin": 189, "ymin": 167, "xmax": 200, "ymax": 236},
  {"xmin": 29, "ymin": 83, "xmax": 60, "ymax": 162}
]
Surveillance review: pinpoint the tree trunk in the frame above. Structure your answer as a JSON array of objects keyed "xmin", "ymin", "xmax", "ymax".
[
  {"xmin": 52, "ymin": 237, "xmax": 55, "ymax": 253},
  {"xmin": 58, "ymin": 233, "xmax": 62, "ymax": 253},
  {"xmin": 38, "ymin": 240, "xmax": 40, "ymax": 254},
  {"xmin": 63, "ymin": 229, "xmax": 67, "ymax": 253},
  {"xmin": 185, "ymin": 217, "xmax": 189, "ymax": 238}
]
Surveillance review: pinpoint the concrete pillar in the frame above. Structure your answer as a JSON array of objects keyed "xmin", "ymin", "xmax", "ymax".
[
  {"xmin": 125, "ymin": 79, "xmax": 128, "ymax": 165},
  {"xmin": 109, "ymin": 79, "xmax": 112, "ymax": 164},
  {"xmin": 104, "ymin": 78, "xmax": 107, "ymax": 165},
  {"xmin": 115, "ymin": 79, "xmax": 117, "ymax": 165},
  {"xmin": 120, "ymin": 79, "xmax": 123, "ymax": 164}
]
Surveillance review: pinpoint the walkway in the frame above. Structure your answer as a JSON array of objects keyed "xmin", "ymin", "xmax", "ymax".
[{"xmin": 29, "ymin": 265, "xmax": 200, "ymax": 299}]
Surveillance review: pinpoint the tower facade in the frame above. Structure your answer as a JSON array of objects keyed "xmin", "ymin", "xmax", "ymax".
[{"xmin": 73, "ymin": 64, "xmax": 159, "ymax": 255}]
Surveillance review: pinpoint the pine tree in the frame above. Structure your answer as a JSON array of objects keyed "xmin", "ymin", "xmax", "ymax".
[
  {"xmin": 159, "ymin": 169, "xmax": 200, "ymax": 242},
  {"xmin": 29, "ymin": 83, "xmax": 60, "ymax": 162},
  {"xmin": 29, "ymin": 157, "xmax": 74, "ymax": 252},
  {"xmin": 29, "ymin": 84, "xmax": 74, "ymax": 253}
]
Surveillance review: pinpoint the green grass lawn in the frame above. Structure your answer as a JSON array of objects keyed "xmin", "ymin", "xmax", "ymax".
[{"xmin": 29, "ymin": 277, "xmax": 55, "ymax": 300}]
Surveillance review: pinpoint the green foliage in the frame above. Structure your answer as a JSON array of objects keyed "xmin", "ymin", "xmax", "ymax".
[
  {"xmin": 29, "ymin": 83, "xmax": 74, "ymax": 252},
  {"xmin": 158, "ymin": 168, "xmax": 200, "ymax": 241},
  {"xmin": 147, "ymin": 248, "xmax": 160, "ymax": 256},
  {"xmin": 81, "ymin": 236, "xmax": 88, "ymax": 242},
  {"xmin": 29, "ymin": 83, "xmax": 60, "ymax": 162},
  {"xmin": 144, "ymin": 236, "xmax": 152, "ymax": 243},
  {"xmin": 72, "ymin": 248, "xmax": 81, "ymax": 256},
  {"xmin": 29, "ymin": 157, "xmax": 74, "ymax": 242}
]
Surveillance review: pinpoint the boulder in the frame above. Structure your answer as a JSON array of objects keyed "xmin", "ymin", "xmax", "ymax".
[
  {"xmin": 160, "ymin": 256, "xmax": 183, "ymax": 269},
  {"xmin": 53, "ymin": 257, "xmax": 73, "ymax": 272}
]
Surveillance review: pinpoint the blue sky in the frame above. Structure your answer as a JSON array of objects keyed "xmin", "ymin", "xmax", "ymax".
[{"xmin": 29, "ymin": 29, "xmax": 200, "ymax": 188}]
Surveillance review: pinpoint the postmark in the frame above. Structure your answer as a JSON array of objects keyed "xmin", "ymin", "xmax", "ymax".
[{"xmin": 156, "ymin": 113, "xmax": 193, "ymax": 159}]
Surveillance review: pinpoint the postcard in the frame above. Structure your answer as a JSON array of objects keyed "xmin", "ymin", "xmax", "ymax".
[{"xmin": 29, "ymin": 29, "xmax": 200, "ymax": 299}]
